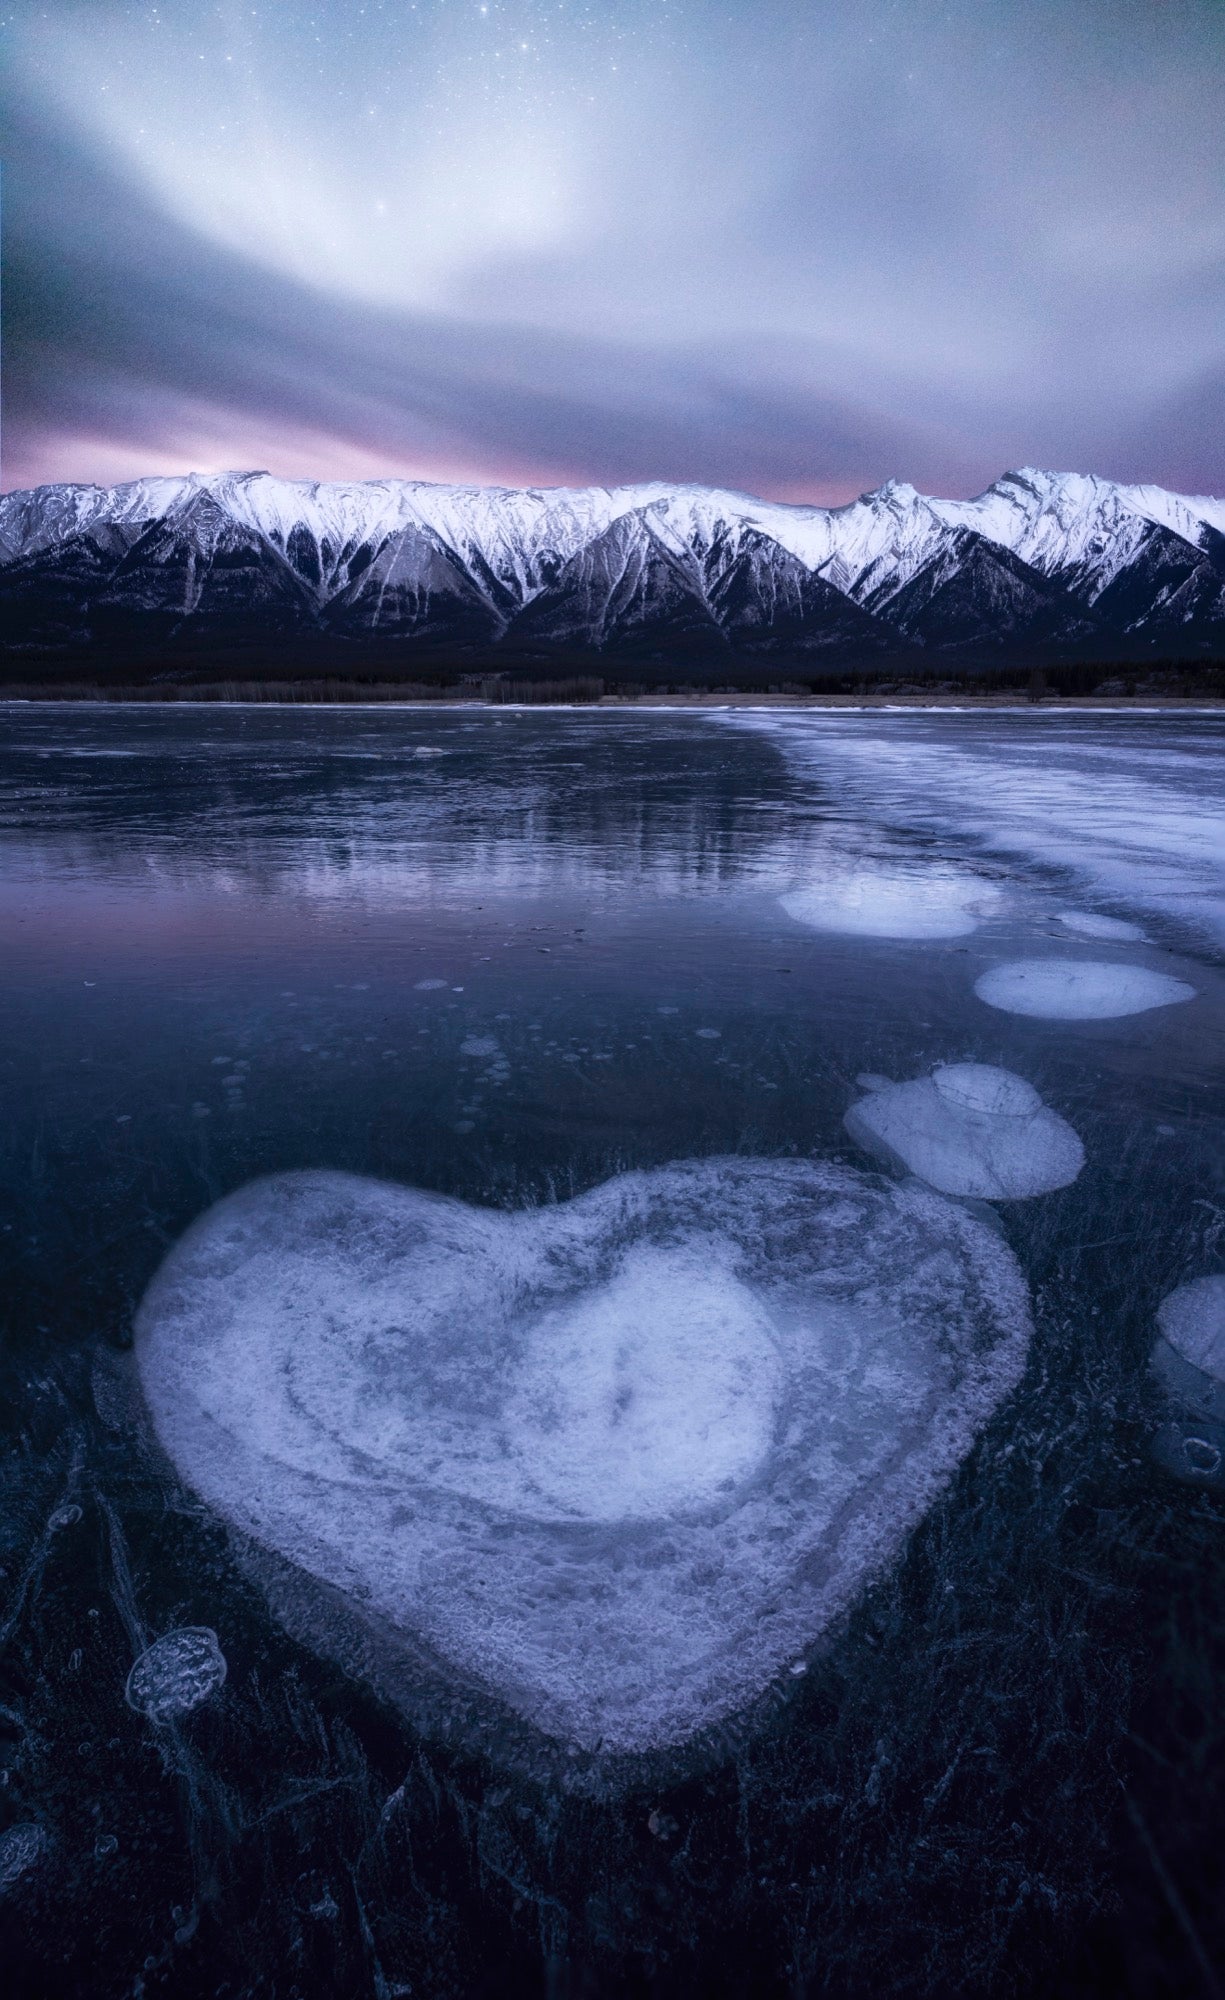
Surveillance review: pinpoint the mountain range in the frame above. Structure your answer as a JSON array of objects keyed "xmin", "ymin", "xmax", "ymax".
[{"xmin": 2, "ymin": 467, "xmax": 1224, "ymax": 675}]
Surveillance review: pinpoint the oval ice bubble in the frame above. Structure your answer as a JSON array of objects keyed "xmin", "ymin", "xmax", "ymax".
[
  {"xmin": 1054, "ymin": 910, "xmax": 1148, "ymax": 943},
  {"xmin": 1149, "ymin": 1277, "xmax": 1225, "ymax": 1489},
  {"xmin": 1158, "ymin": 1276, "xmax": 1225, "ymax": 1381},
  {"xmin": 844, "ymin": 1062, "xmax": 1084, "ymax": 1199},
  {"xmin": 974, "ymin": 959, "xmax": 1195, "ymax": 1020},
  {"xmin": 125, "ymin": 1627, "xmax": 228, "ymax": 1723},
  {"xmin": 779, "ymin": 865, "xmax": 1000, "ymax": 939},
  {"xmin": 135, "ymin": 1162, "xmax": 1032, "ymax": 1758}
]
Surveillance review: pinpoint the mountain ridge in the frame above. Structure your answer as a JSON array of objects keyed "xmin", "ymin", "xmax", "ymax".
[{"xmin": 3, "ymin": 467, "xmax": 1224, "ymax": 672}]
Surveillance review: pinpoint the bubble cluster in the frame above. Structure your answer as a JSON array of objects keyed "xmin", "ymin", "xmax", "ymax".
[{"xmin": 136, "ymin": 1163, "xmax": 1030, "ymax": 1755}]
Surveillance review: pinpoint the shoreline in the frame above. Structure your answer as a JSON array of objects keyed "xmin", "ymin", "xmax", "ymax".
[{"xmin": 1, "ymin": 691, "xmax": 1222, "ymax": 713}]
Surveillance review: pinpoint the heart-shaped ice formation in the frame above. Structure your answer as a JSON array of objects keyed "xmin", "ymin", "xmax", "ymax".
[
  {"xmin": 135, "ymin": 1161, "xmax": 1031, "ymax": 1758},
  {"xmin": 844, "ymin": 1062, "xmax": 1084, "ymax": 1199},
  {"xmin": 974, "ymin": 958, "xmax": 1195, "ymax": 1020},
  {"xmin": 780, "ymin": 865, "xmax": 1000, "ymax": 939}
]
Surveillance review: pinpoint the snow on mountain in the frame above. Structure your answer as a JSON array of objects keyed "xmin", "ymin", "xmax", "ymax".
[{"xmin": 2, "ymin": 467, "xmax": 1222, "ymax": 661}]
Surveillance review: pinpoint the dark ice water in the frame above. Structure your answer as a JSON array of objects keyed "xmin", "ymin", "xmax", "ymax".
[{"xmin": 1, "ymin": 701, "xmax": 1222, "ymax": 1999}]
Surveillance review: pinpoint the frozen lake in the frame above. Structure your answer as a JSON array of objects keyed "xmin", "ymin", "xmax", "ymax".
[{"xmin": 1, "ymin": 702, "xmax": 1222, "ymax": 1998}]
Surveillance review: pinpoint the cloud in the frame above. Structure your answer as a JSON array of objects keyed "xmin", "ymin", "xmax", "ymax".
[{"xmin": 4, "ymin": 0, "xmax": 1224, "ymax": 498}]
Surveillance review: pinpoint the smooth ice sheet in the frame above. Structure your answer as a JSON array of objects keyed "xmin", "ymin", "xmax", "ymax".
[
  {"xmin": 844, "ymin": 1063, "xmax": 1084, "ymax": 1199},
  {"xmin": 136, "ymin": 1162, "xmax": 1031, "ymax": 1757},
  {"xmin": 974, "ymin": 959, "xmax": 1196, "ymax": 1020}
]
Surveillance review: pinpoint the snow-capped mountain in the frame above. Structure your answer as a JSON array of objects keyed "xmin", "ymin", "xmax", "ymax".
[{"xmin": 2, "ymin": 467, "xmax": 1223, "ymax": 669}]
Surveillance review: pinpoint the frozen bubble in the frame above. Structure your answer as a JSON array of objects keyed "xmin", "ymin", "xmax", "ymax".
[
  {"xmin": 780, "ymin": 864, "xmax": 1000, "ymax": 940},
  {"xmin": 845, "ymin": 1062, "xmax": 1083, "ymax": 1200},
  {"xmin": 1158, "ymin": 1276, "xmax": 1225, "ymax": 1382},
  {"xmin": 125, "ymin": 1627, "xmax": 227, "ymax": 1723},
  {"xmin": 974, "ymin": 958, "xmax": 1195, "ymax": 1020},
  {"xmin": 0, "ymin": 1822, "xmax": 47, "ymax": 1892},
  {"xmin": 414, "ymin": 978, "xmax": 449, "ymax": 992},
  {"xmin": 459, "ymin": 1036, "xmax": 501, "ymax": 1059},
  {"xmin": 505, "ymin": 1249, "xmax": 782, "ymax": 1520},
  {"xmin": 1054, "ymin": 910, "xmax": 1147, "ymax": 943},
  {"xmin": 136, "ymin": 1161, "xmax": 1031, "ymax": 1757}
]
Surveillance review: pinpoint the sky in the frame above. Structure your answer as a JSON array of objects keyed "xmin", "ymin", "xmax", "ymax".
[{"xmin": 2, "ymin": 0, "xmax": 1223, "ymax": 500}]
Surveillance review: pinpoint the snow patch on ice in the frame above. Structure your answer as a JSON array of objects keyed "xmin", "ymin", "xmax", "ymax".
[{"xmin": 974, "ymin": 959, "xmax": 1196, "ymax": 1020}]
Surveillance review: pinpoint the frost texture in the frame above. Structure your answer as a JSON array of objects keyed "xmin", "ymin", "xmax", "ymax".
[
  {"xmin": 135, "ymin": 1163, "xmax": 1031, "ymax": 1755},
  {"xmin": 780, "ymin": 866, "xmax": 1000, "ymax": 939},
  {"xmin": 844, "ymin": 1063, "xmax": 1084, "ymax": 1200},
  {"xmin": 1158, "ymin": 1277, "xmax": 1225, "ymax": 1380},
  {"xmin": 125, "ymin": 1627, "xmax": 228, "ymax": 1723},
  {"xmin": 974, "ymin": 959, "xmax": 1196, "ymax": 1020}
]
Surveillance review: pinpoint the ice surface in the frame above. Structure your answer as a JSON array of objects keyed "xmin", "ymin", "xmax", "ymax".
[
  {"xmin": 1158, "ymin": 1277, "xmax": 1225, "ymax": 1380},
  {"xmin": 974, "ymin": 959, "xmax": 1196, "ymax": 1020},
  {"xmin": 1054, "ymin": 910, "xmax": 1148, "ymax": 942},
  {"xmin": 750, "ymin": 713, "xmax": 1225, "ymax": 951},
  {"xmin": 780, "ymin": 865, "xmax": 1000, "ymax": 939},
  {"xmin": 136, "ymin": 1162, "xmax": 1031, "ymax": 1756},
  {"xmin": 125, "ymin": 1627, "xmax": 228, "ymax": 1723},
  {"xmin": 844, "ymin": 1063, "xmax": 1084, "ymax": 1200}
]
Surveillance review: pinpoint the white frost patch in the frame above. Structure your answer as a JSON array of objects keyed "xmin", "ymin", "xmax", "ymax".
[
  {"xmin": 136, "ymin": 1162, "xmax": 1030, "ymax": 1757},
  {"xmin": 1054, "ymin": 910, "xmax": 1148, "ymax": 942},
  {"xmin": 845, "ymin": 1062, "xmax": 1084, "ymax": 1200},
  {"xmin": 780, "ymin": 865, "xmax": 999, "ymax": 939},
  {"xmin": 1158, "ymin": 1276, "xmax": 1225, "ymax": 1381},
  {"xmin": 974, "ymin": 958, "xmax": 1196, "ymax": 1020}
]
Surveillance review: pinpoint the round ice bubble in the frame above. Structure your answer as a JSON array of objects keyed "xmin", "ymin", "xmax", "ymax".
[
  {"xmin": 780, "ymin": 866, "xmax": 1000, "ymax": 939},
  {"xmin": 125, "ymin": 1627, "xmax": 227, "ymax": 1723},
  {"xmin": 1158, "ymin": 1276, "xmax": 1225, "ymax": 1382},
  {"xmin": 974, "ymin": 959, "xmax": 1195, "ymax": 1020},
  {"xmin": 931, "ymin": 1064, "xmax": 1041, "ymax": 1118},
  {"xmin": 845, "ymin": 1062, "xmax": 1083, "ymax": 1200},
  {"xmin": 1054, "ymin": 910, "xmax": 1147, "ymax": 943},
  {"xmin": 135, "ymin": 1162, "xmax": 1031, "ymax": 1758}
]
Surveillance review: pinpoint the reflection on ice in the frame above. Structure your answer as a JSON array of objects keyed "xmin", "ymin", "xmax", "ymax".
[
  {"xmin": 136, "ymin": 1162, "xmax": 1031, "ymax": 1758},
  {"xmin": 844, "ymin": 1062, "xmax": 1084, "ymax": 1199},
  {"xmin": 780, "ymin": 865, "xmax": 999, "ymax": 939},
  {"xmin": 974, "ymin": 959, "xmax": 1196, "ymax": 1020}
]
